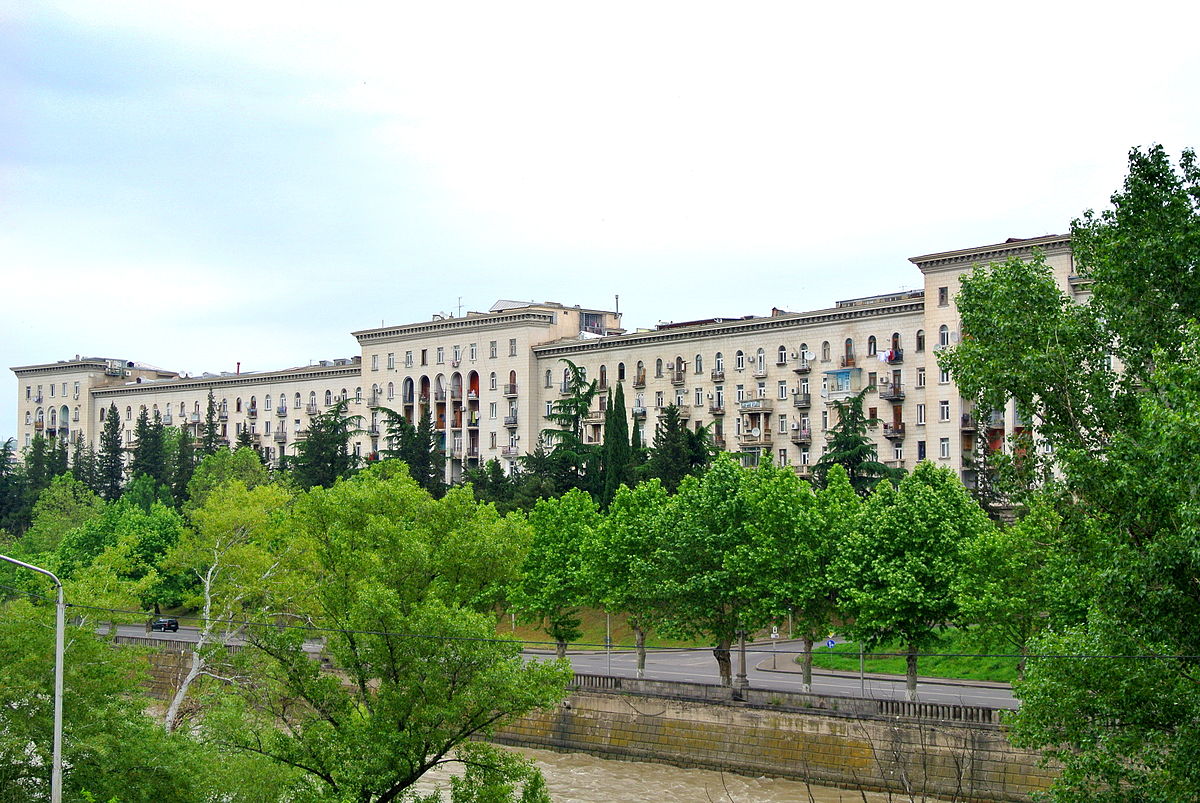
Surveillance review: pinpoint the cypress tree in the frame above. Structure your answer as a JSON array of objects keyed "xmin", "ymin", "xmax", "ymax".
[
  {"xmin": 97, "ymin": 404, "xmax": 125, "ymax": 500},
  {"xmin": 172, "ymin": 426, "xmax": 195, "ymax": 506},
  {"xmin": 70, "ymin": 433, "xmax": 99, "ymax": 494},
  {"xmin": 200, "ymin": 390, "xmax": 222, "ymax": 455},
  {"xmin": 130, "ymin": 408, "xmax": 168, "ymax": 485},
  {"xmin": 601, "ymin": 385, "xmax": 633, "ymax": 506}
]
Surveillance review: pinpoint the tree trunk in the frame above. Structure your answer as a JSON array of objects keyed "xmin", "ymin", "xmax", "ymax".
[
  {"xmin": 1017, "ymin": 646, "xmax": 1027, "ymax": 682},
  {"xmin": 555, "ymin": 638, "xmax": 567, "ymax": 659},
  {"xmin": 713, "ymin": 639, "xmax": 733, "ymax": 687},
  {"xmin": 166, "ymin": 642, "xmax": 204, "ymax": 734},
  {"xmin": 634, "ymin": 624, "xmax": 647, "ymax": 679},
  {"xmin": 801, "ymin": 635, "xmax": 814, "ymax": 694},
  {"xmin": 906, "ymin": 643, "xmax": 919, "ymax": 702}
]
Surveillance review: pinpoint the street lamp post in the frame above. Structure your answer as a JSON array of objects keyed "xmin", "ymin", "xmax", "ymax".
[
  {"xmin": 733, "ymin": 627, "xmax": 750, "ymax": 698},
  {"xmin": 1, "ymin": 553, "xmax": 65, "ymax": 803}
]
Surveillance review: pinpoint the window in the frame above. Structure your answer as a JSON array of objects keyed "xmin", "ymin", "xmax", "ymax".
[
  {"xmin": 800, "ymin": 448, "xmax": 810, "ymax": 465},
  {"xmin": 821, "ymin": 410, "xmax": 829, "ymax": 430},
  {"xmin": 844, "ymin": 339, "xmax": 854, "ymax": 362},
  {"xmin": 49, "ymin": 384, "xmax": 55, "ymax": 397},
  {"xmin": 404, "ymin": 350, "xmax": 413, "ymax": 367},
  {"xmin": 545, "ymin": 401, "xmax": 554, "ymax": 416},
  {"xmin": 675, "ymin": 389, "xmax": 686, "ymax": 407},
  {"xmin": 756, "ymin": 348, "xmax": 766, "ymax": 374},
  {"xmin": 757, "ymin": 382, "xmax": 767, "ymax": 398},
  {"xmin": 868, "ymin": 371, "xmax": 877, "ymax": 390},
  {"xmin": 715, "ymin": 352, "xmax": 724, "ymax": 372},
  {"xmin": 24, "ymin": 386, "xmax": 30, "ymax": 400},
  {"xmin": 372, "ymin": 355, "xmax": 379, "ymax": 371},
  {"xmin": 490, "ymin": 432, "xmax": 497, "ymax": 448},
  {"xmin": 939, "ymin": 368, "xmax": 951, "ymax": 384},
  {"xmin": 868, "ymin": 406, "xmax": 877, "ymax": 420},
  {"xmin": 778, "ymin": 449, "xmax": 789, "ymax": 465},
  {"xmin": 295, "ymin": 393, "xmax": 301, "ymax": 408},
  {"xmin": 599, "ymin": 365, "xmax": 607, "ymax": 387},
  {"xmin": 736, "ymin": 384, "xmax": 745, "ymax": 402},
  {"xmin": 545, "ymin": 369, "xmax": 552, "ymax": 388},
  {"xmin": 938, "ymin": 286, "xmax": 949, "ymax": 306},
  {"xmin": 469, "ymin": 343, "xmax": 477, "ymax": 361},
  {"xmin": 387, "ymin": 382, "xmax": 394, "ymax": 400},
  {"xmin": 939, "ymin": 325, "xmax": 950, "ymax": 347},
  {"xmin": 695, "ymin": 388, "xmax": 704, "ymax": 406},
  {"xmin": 918, "ymin": 440, "xmax": 926, "ymax": 460},
  {"xmin": 489, "ymin": 341, "xmax": 497, "ymax": 358},
  {"xmin": 939, "ymin": 400, "xmax": 950, "ymax": 421},
  {"xmin": 778, "ymin": 415, "xmax": 787, "ymax": 432},
  {"xmin": 489, "ymin": 402, "xmax": 497, "ymax": 419},
  {"xmin": 695, "ymin": 354, "xmax": 703, "ymax": 374},
  {"xmin": 777, "ymin": 380, "xmax": 788, "ymax": 400},
  {"xmin": 777, "ymin": 345, "xmax": 787, "ymax": 365},
  {"xmin": 915, "ymin": 330, "xmax": 925, "ymax": 352},
  {"xmin": 916, "ymin": 368, "xmax": 926, "ymax": 388},
  {"xmin": 655, "ymin": 391, "xmax": 664, "ymax": 408},
  {"xmin": 655, "ymin": 358, "xmax": 664, "ymax": 378},
  {"xmin": 735, "ymin": 350, "xmax": 745, "ymax": 370},
  {"xmin": 264, "ymin": 395, "xmax": 272, "ymax": 411},
  {"xmin": 387, "ymin": 352, "xmax": 396, "ymax": 370},
  {"xmin": 715, "ymin": 386, "xmax": 724, "ymax": 408},
  {"xmin": 939, "ymin": 437, "xmax": 950, "ymax": 458},
  {"xmin": 618, "ymin": 362, "xmax": 626, "ymax": 381},
  {"xmin": 916, "ymin": 403, "xmax": 926, "ymax": 425},
  {"xmin": 893, "ymin": 443, "xmax": 903, "ymax": 461},
  {"xmin": 436, "ymin": 347, "xmax": 445, "ymax": 364},
  {"xmin": 325, "ymin": 390, "xmax": 333, "ymax": 406},
  {"xmin": 490, "ymin": 372, "xmax": 498, "ymax": 390},
  {"xmin": 421, "ymin": 349, "xmax": 428, "ymax": 366},
  {"xmin": 508, "ymin": 338, "xmax": 517, "ymax": 357},
  {"xmin": 867, "ymin": 336, "xmax": 877, "ymax": 356},
  {"xmin": 126, "ymin": 406, "xmax": 132, "ymax": 421},
  {"xmin": 821, "ymin": 341, "xmax": 831, "ymax": 361}
]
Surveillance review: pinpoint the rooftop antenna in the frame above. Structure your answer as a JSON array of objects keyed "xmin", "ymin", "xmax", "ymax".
[
  {"xmin": 457, "ymin": 297, "xmax": 463, "ymax": 317},
  {"xmin": 615, "ymin": 294, "xmax": 620, "ymax": 314}
]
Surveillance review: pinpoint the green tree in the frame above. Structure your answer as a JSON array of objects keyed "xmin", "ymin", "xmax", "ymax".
[
  {"xmin": 813, "ymin": 389, "xmax": 897, "ymax": 495},
  {"xmin": 17, "ymin": 472, "xmax": 105, "ymax": 556},
  {"xmin": 69, "ymin": 433, "xmax": 99, "ymax": 495},
  {"xmin": 642, "ymin": 404, "xmax": 698, "ymax": 493},
  {"xmin": 207, "ymin": 463, "xmax": 568, "ymax": 802},
  {"xmin": 511, "ymin": 488, "xmax": 598, "ymax": 657},
  {"xmin": 599, "ymin": 384, "xmax": 634, "ymax": 507},
  {"xmin": 200, "ymin": 389, "xmax": 223, "ymax": 455},
  {"xmin": 130, "ymin": 408, "xmax": 170, "ymax": 485},
  {"xmin": 290, "ymin": 398, "xmax": 363, "ymax": 489},
  {"xmin": 0, "ymin": 438, "xmax": 30, "ymax": 534},
  {"xmin": 185, "ymin": 446, "xmax": 271, "ymax": 512},
  {"xmin": 23, "ymin": 433, "xmax": 53, "ymax": 507},
  {"xmin": 833, "ymin": 461, "xmax": 991, "ymax": 700},
  {"xmin": 541, "ymin": 359, "xmax": 599, "ymax": 494},
  {"xmin": 171, "ymin": 425, "xmax": 196, "ymax": 505},
  {"xmin": 96, "ymin": 404, "xmax": 124, "ymax": 501},
  {"xmin": 379, "ymin": 406, "xmax": 445, "ymax": 497},
  {"xmin": 584, "ymin": 479, "xmax": 671, "ymax": 676}
]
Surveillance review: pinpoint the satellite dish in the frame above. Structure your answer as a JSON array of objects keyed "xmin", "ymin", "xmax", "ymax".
[
  {"xmin": 803, "ymin": 350, "xmax": 815, "ymax": 361},
  {"xmin": 751, "ymin": 427, "xmax": 761, "ymax": 437}
]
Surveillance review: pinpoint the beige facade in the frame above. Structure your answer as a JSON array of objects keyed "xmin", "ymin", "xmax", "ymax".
[{"xmin": 10, "ymin": 235, "xmax": 1076, "ymax": 485}]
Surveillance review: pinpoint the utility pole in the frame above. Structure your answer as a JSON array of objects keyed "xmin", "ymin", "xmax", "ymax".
[{"xmin": 1, "ymin": 554, "xmax": 65, "ymax": 803}]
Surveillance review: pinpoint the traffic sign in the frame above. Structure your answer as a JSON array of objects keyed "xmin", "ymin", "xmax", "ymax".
[{"xmin": 826, "ymin": 638, "xmax": 836, "ymax": 649}]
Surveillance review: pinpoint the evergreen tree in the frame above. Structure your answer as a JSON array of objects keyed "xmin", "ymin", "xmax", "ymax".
[
  {"xmin": 0, "ymin": 438, "xmax": 29, "ymax": 534},
  {"xmin": 642, "ymin": 404, "xmax": 696, "ymax": 493},
  {"xmin": 541, "ymin": 359, "xmax": 599, "ymax": 494},
  {"xmin": 235, "ymin": 426, "xmax": 254, "ymax": 452},
  {"xmin": 97, "ymin": 404, "xmax": 125, "ymax": 501},
  {"xmin": 171, "ymin": 427, "xmax": 195, "ymax": 506},
  {"xmin": 290, "ymin": 398, "xmax": 362, "ymax": 489},
  {"xmin": 600, "ymin": 384, "xmax": 633, "ymax": 507},
  {"xmin": 813, "ymin": 389, "xmax": 899, "ymax": 495},
  {"xmin": 49, "ymin": 435, "xmax": 68, "ymax": 478},
  {"xmin": 129, "ymin": 408, "xmax": 168, "ymax": 485},
  {"xmin": 376, "ymin": 406, "xmax": 445, "ymax": 497},
  {"xmin": 23, "ymin": 434, "xmax": 52, "ymax": 506},
  {"xmin": 200, "ymin": 390, "xmax": 222, "ymax": 455},
  {"xmin": 69, "ymin": 433, "xmax": 98, "ymax": 494}
]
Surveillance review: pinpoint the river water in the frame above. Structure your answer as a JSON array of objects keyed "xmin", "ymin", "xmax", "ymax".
[{"xmin": 412, "ymin": 745, "xmax": 909, "ymax": 802}]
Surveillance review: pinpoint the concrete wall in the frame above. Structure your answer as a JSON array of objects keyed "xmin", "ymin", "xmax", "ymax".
[{"xmin": 492, "ymin": 687, "xmax": 1056, "ymax": 802}]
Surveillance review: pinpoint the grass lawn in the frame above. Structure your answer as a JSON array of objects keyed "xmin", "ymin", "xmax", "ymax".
[
  {"xmin": 497, "ymin": 608, "xmax": 710, "ymax": 652},
  {"xmin": 805, "ymin": 630, "xmax": 1018, "ymax": 683}
]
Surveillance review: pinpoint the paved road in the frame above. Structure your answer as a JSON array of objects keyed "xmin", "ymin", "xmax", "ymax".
[
  {"xmin": 115, "ymin": 627, "xmax": 1015, "ymax": 709},
  {"xmin": 563, "ymin": 640, "xmax": 1016, "ymax": 709}
]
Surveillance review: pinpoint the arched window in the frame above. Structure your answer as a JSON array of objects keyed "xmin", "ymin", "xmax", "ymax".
[
  {"xmin": 844, "ymin": 339, "xmax": 854, "ymax": 359},
  {"xmin": 755, "ymin": 348, "xmax": 765, "ymax": 373},
  {"xmin": 265, "ymin": 394, "xmax": 273, "ymax": 410},
  {"xmin": 355, "ymin": 387, "xmax": 362, "ymax": 401},
  {"xmin": 24, "ymin": 411, "xmax": 30, "ymax": 425},
  {"xmin": 490, "ymin": 372, "xmax": 498, "ymax": 391},
  {"xmin": 324, "ymin": 390, "xmax": 333, "ymax": 406},
  {"xmin": 249, "ymin": 396, "xmax": 257, "ymax": 411},
  {"xmin": 735, "ymin": 350, "xmax": 745, "ymax": 370},
  {"xmin": 545, "ymin": 369, "xmax": 552, "ymax": 388},
  {"xmin": 655, "ymin": 358, "xmax": 664, "ymax": 378},
  {"xmin": 563, "ymin": 367, "xmax": 571, "ymax": 386},
  {"xmin": 340, "ymin": 388, "xmax": 348, "ymax": 401},
  {"xmin": 49, "ymin": 409, "xmax": 57, "ymax": 426},
  {"xmin": 294, "ymin": 392, "xmax": 301, "ymax": 409},
  {"xmin": 694, "ymin": 354, "xmax": 703, "ymax": 374},
  {"xmin": 387, "ymin": 382, "xmax": 394, "ymax": 400},
  {"xmin": 617, "ymin": 362, "xmax": 626, "ymax": 381},
  {"xmin": 777, "ymin": 345, "xmax": 787, "ymax": 365},
  {"xmin": 599, "ymin": 365, "xmax": 607, "ymax": 387},
  {"xmin": 126, "ymin": 406, "xmax": 132, "ymax": 421},
  {"xmin": 938, "ymin": 325, "xmax": 950, "ymax": 347},
  {"xmin": 236, "ymin": 398, "xmax": 243, "ymax": 413},
  {"xmin": 915, "ymin": 330, "xmax": 925, "ymax": 351},
  {"xmin": 715, "ymin": 352, "xmax": 724, "ymax": 372},
  {"xmin": 821, "ymin": 341, "xmax": 831, "ymax": 362},
  {"xmin": 867, "ymin": 336, "xmax": 877, "ymax": 356},
  {"xmin": 309, "ymin": 391, "xmax": 317, "ymax": 408},
  {"xmin": 636, "ymin": 360, "xmax": 645, "ymax": 379},
  {"xmin": 891, "ymin": 332, "xmax": 901, "ymax": 351}
]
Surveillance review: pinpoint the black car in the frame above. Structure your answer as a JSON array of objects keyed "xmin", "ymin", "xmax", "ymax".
[{"xmin": 150, "ymin": 617, "xmax": 180, "ymax": 633}]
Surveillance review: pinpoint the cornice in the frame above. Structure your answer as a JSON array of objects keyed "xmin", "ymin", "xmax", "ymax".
[
  {"xmin": 353, "ymin": 311, "xmax": 557, "ymax": 343},
  {"xmin": 532, "ymin": 301, "xmax": 925, "ymax": 358},
  {"xmin": 91, "ymin": 365, "xmax": 362, "ymax": 396},
  {"xmin": 12, "ymin": 360, "xmax": 128, "ymax": 376},
  {"xmin": 909, "ymin": 235, "xmax": 1071, "ymax": 274}
]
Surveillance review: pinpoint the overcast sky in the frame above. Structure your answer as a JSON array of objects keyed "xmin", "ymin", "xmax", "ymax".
[{"xmin": 4, "ymin": 1, "xmax": 1199, "ymax": 443}]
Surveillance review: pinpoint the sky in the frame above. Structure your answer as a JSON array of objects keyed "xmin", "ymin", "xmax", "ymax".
[{"xmin": 3, "ymin": 1, "xmax": 1199, "ymax": 443}]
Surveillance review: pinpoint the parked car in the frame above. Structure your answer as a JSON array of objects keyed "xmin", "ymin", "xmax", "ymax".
[{"xmin": 150, "ymin": 617, "xmax": 180, "ymax": 633}]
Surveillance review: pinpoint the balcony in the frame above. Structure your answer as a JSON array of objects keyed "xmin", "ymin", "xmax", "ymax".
[
  {"xmin": 632, "ymin": 373, "xmax": 646, "ymax": 389},
  {"xmin": 190, "ymin": 412, "xmax": 202, "ymax": 423},
  {"xmin": 434, "ymin": 390, "xmax": 447, "ymax": 403},
  {"xmin": 708, "ymin": 404, "xmax": 725, "ymax": 416},
  {"xmin": 466, "ymin": 415, "xmax": 479, "ymax": 428},
  {"xmin": 789, "ymin": 428, "xmax": 813, "ymax": 446},
  {"xmin": 584, "ymin": 409, "xmax": 605, "ymax": 424},
  {"xmin": 659, "ymin": 406, "xmax": 691, "ymax": 420},
  {"xmin": 273, "ymin": 431, "xmax": 287, "ymax": 443},
  {"xmin": 960, "ymin": 413, "xmax": 977, "ymax": 431},
  {"xmin": 884, "ymin": 458, "xmax": 906, "ymax": 470},
  {"xmin": 794, "ymin": 464, "xmax": 813, "ymax": 478},
  {"xmin": 738, "ymin": 398, "xmax": 774, "ymax": 414},
  {"xmin": 367, "ymin": 424, "xmax": 380, "ymax": 436},
  {"xmin": 218, "ymin": 409, "xmax": 229, "ymax": 421},
  {"xmin": 504, "ymin": 414, "xmax": 519, "ymax": 428},
  {"xmin": 713, "ymin": 435, "xmax": 727, "ymax": 450},
  {"xmin": 841, "ymin": 356, "xmax": 856, "ymax": 368},
  {"xmin": 879, "ymin": 384, "xmax": 905, "ymax": 402},
  {"xmin": 883, "ymin": 422, "xmax": 906, "ymax": 439},
  {"xmin": 792, "ymin": 393, "xmax": 811, "ymax": 409},
  {"xmin": 793, "ymin": 361, "xmax": 811, "ymax": 375},
  {"xmin": 247, "ymin": 408, "xmax": 258, "ymax": 419},
  {"xmin": 501, "ymin": 446, "xmax": 520, "ymax": 458},
  {"xmin": 162, "ymin": 414, "xmax": 174, "ymax": 425},
  {"xmin": 885, "ymin": 348, "xmax": 904, "ymax": 365},
  {"xmin": 559, "ymin": 382, "xmax": 573, "ymax": 396},
  {"xmin": 296, "ymin": 428, "xmax": 310, "ymax": 439},
  {"xmin": 305, "ymin": 403, "xmax": 319, "ymax": 415},
  {"xmin": 710, "ymin": 369, "xmax": 725, "ymax": 382},
  {"xmin": 738, "ymin": 430, "xmax": 773, "ymax": 447},
  {"xmin": 670, "ymin": 370, "xmax": 686, "ymax": 386},
  {"xmin": 503, "ymin": 383, "xmax": 518, "ymax": 397},
  {"xmin": 418, "ymin": 394, "xmax": 430, "ymax": 405},
  {"xmin": 632, "ymin": 406, "xmax": 647, "ymax": 419},
  {"xmin": 752, "ymin": 367, "xmax": 768, "ymax": 379},
  {"xmin": 276, "ymin": 406, "xmax": 288, "ymax": 417},
  {"xmin": 465, "ymin": 446, "xmax": 479, "ymax": 458},
  {"xmin": 466, "ymin": 390, "xmax": 478, "ymax": 401},
  {"xmin": 33, "ymin": 421, "xmax": 44, "ymax": 431},
  {"xmin": 367, "ymin": 394, "xmax": 380, "ymax": 408}
]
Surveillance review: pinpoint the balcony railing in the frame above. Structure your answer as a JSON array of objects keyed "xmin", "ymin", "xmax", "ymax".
[
  {"xmin": 961, "ymin": 413, "xmax": 977, "ymax": 431},
  {"xmin": 273, "ymin": 431, "xmax": 287, "ymax": 443},
  {"xmin": 276, "ymin": 406, "xmax": 288, "ymax": 417},
  {"xmin": 884, "ymin": 458, "xmax": 906, "ymax": 470},
  {"xmin": 670, "ymin": 370, "xmax": 686, "ymax": 386},
  {"xmin": 466, "ymin": 416, "xmax": 479, "ymax": 428},
  {"xmin": 659, "ymin": 406, "xmax": 691, "ymax": 420},
  {"xmin": 789, "ymin": 428, "xmax": 813, "ymax": 445},
  {"xmin": 247, "ymin": 408, "xmax": 258, "ymax": 419},
  {"xmin": 305, "ymin": 403, "xmax": 319, "ymax": 415},
  {"xmin": 738, "ymin": 398, "xmax": 774, "ymax": 413},
  {"xmin": 879, "ymin": 384, "xmax": 904, "ymax": 401},
  {"xmin": 710, "ymin": 369, "xmax": 725, "ymax": 382},
  {"xmin": 503, "ymin": 383, "xmax": 519, "ymax": 397},
  {"xmin": 794, "ymin": 464, "xmax": 813, "ymax": 478},
  {"xmin": 792, "ymin": 393, "xmax": 811, "ymax": 408},
  {"xmin": 632, "ymin": 406, "xmax": 647, "ymax": 419},
  {"xmin": 504, "ymin": 415, "xmax": 519, "ymax": 428},
  {"xmin": 738, "ymin": 430, "xmax": 773, "ymax": 447},
  {"xmin": 450, "ymin": 389, "xmax": 463, "ymax": 401},
  {"xmin": 33, "ymin": 421, "xmax": 44, "ymax": 430},
  {"xmin": 708, "ymin": 404, "xmax": 725, "ymax": 416},
  {"xmin": 632, "ymin": 373, "xmax": 646, "ymax": 388},
  {"xmin": 367, "ymin": 425, "xmax": 380, "ymax": 436},
  {"xmin": 752, "ymin": 367, "xmax": 768, "ymax": 378},
  {"xmin": 584, "ymin": 410, "xmax": 605, "ymax": 424},
  {"xmin": 190, "ymin": 412, "xmax": 201, "ymax": 423},
  {"xmin": 793, "ymin": 361, "xmax": 811, "ymax": 375},
  {"xmin": 501, "ymin": 446, "xmax": 520, "ymax": 457},
  {"xmin": 713, "ymin": 435, "xmax": 727, "ymax": 450},
  {"xmin": 434, "ymin": 391, "xmax": 447, "ymax": 402},
  {"xmin": 883, "ymin": 422, "xmax": 906, "ymax": 439},
  {"xmin": 560, "ymin": 382, "xmax": 573, "ymax": 395},
  {"xmin": 841, "ymin": 356, "xmax": 856, "ymax": 368},
  {"xmin": 367, "ymin": 394, "xmax": 381, "ymax": 408},
  {"xmin": 162, "ymin": 414, "xmax": 173, "ymax": 425},
  {"xmin": 885, "ymin": 348, "xmax": 904, "ymax": 365},
  {"xmin": 465, "ymin": 446, "xmax": 480, "ymax": 458}
]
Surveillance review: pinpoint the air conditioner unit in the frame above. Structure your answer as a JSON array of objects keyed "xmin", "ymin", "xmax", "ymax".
[
  {"xmin": 790, "ymin": 351, "xmax": 798, "ymax": 359},
  {"xmin": 790, "ymin": 422, "xmax": 800, "ymax": 430},
  {"xmin": 707, "ymin": 393, "xmax": 713, "ymax": 399}
]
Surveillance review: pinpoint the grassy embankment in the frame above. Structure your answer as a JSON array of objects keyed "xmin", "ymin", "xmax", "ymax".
[{"xmin": 806, "ymin": 629, "xmax": 1017, "ymax": 683}]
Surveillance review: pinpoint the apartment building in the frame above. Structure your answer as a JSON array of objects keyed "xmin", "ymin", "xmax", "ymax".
[{"xmin": 10, "ymin": 235, "xmax": 1078, "ymax": 486}]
